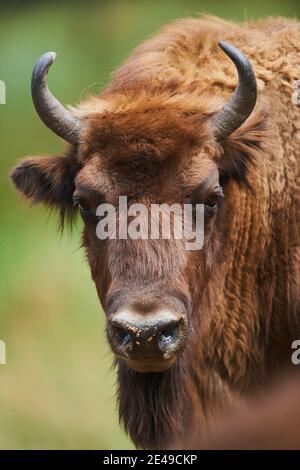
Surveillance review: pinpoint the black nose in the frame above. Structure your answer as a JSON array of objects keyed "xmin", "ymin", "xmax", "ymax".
[{"xmin": 107, "ymin": 311, "xmax": 187, "ymax": 362}]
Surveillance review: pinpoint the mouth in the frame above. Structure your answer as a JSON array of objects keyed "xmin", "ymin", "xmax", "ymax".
[{"xmin": 125, "ymin": 356, "xmax": 177, "ymax": 373}]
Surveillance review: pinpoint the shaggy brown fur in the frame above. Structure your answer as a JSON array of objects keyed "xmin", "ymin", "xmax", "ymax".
[
  {"xmin": 11, "ymin": 15, "xmax": 300, "ymax": 449},
  {"xmin": 178, "ymin": 371, "xmax": 300, "ymax": 450}
]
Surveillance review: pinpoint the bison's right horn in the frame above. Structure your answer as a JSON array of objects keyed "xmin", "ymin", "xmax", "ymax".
[
  {"xmin": 31, "ymin": 52, "xmax": 80, "ymax": 145},
  {"xmin": 211, "ymin": 41, "xmax": 257, "ymax": 140}
]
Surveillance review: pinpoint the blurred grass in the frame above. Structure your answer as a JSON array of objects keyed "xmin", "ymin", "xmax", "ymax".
[{"xmin": 0, "ymin": 0, "xmax": 299, "ymax": 450}]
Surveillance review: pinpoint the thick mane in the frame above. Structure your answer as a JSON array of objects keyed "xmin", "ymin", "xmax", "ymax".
[{"xmin": 80, "ymin": 15, "xmax": 300, "ymax": 114}]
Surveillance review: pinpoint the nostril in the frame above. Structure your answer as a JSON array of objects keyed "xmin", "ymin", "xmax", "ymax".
[
  {"xmin": 159, "ymin": 327, "xmax": 176, "ymax": 344},
  {"xmin": 114, "ymin": 326, "xmax": 132, "ymax": 348},
  {"xmin": 158, "ymin": 321, "xmax": 181, "ymax": 346}
]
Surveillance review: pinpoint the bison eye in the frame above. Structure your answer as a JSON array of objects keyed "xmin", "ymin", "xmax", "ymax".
[
  {"xmin": 79, "ymin": 203, "xmax": 92, "ymax": 216},
  {"xmin": 73, "ymin": 196, "xmax": 92, "ymax": 217},
  {"xmin": 204, "ymin": 188, "xmax": 224, "ymax": 216}
]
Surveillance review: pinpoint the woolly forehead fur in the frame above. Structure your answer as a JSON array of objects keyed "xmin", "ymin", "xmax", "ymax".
[
  {"xmin": 72, "ymin": 104, "xmax": 222, "ymax": 204},
  {"xmin": 77, "ymin": 104, "xmax": 219, "ymax": 166}
]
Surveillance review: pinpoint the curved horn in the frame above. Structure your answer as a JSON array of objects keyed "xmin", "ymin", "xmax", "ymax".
[
  {"xmin": 211, "ymin": 41, "xmax": 257, "ymax": 140},
  {"xmin": 31, "ymin": 52, "xmax": 80, "ymax": 145}
]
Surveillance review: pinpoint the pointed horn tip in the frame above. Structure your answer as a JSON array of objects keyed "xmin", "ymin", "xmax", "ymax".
[
  {"xmin": 34, "ymin": 51, "xmax": 57, "ymax": 70},
  {"xmin": 43, "ymin": 51, "xmax": 57, "ymax": 64},
  {"xmin": 49, "ymin": 51, "xmax": 57, "ymax": 61},
  {"xmin": 217, "ymin": 41, "xmax": 252, "ymax": 70},
  {"xmin": 32, "ymin": 52, "xmax": 57, "ymax": 81},
  {"xmin": 218, "ymin": 41, "xmax": 239, "ymax": 57},
  {"xmin": 218, "ymin": 40, "xmax": 227, "ymax": 49}
]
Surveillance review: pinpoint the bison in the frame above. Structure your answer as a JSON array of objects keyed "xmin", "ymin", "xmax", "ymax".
[{"xmin": 11, "ymin": 15, "xmax": 300, "ymax": 449}]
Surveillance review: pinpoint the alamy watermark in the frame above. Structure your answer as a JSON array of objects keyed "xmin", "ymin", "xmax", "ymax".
[
  {"xmin": 95, "ymin": 196, "xmax": 205, "ymax": 250},
  {"xmin": 0, "ymin": 80, "xmax": 6, "ymax": 104},
  {"xmin": 291, "ymin": 340, "xmax": 300, "ymax": 365},
  {"xmin": 292, "ymin": 80, "xmax": 300, "ymax": 106},
  {"xmin": 0, "ymin": 83, "xmax": 6, "ymax": 362},
  {"xmin": 0, "ymin": 340, "xmax": 6, "ymax": 365}
]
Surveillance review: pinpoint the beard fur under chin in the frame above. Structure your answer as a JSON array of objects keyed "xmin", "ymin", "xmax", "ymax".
[{"xmin": 116, "ymin": 357, "xmax": 190, "ymax": 449}]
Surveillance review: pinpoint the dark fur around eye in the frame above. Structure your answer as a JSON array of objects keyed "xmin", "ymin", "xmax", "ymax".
[
  {"xmin": 73, "ymin": 196, "xmax": 95, "ymax": 220},
  {"xmin": 204, "ymin": 188, "xmax": 224, "ymax": 207}
]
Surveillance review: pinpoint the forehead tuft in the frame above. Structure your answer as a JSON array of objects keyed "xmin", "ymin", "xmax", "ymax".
[{"xmin": 80, "ymin": 108, "xmax": 207, "ymax": 164}]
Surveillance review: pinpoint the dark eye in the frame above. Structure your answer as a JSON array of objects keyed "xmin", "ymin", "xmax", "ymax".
[
  {"xmin": 204, "ymin": 188, "xmax": 224, "ymax": 215},
  {"xmin": 73, "ymin": 197, "xmax": 92, "ymax": 217}
]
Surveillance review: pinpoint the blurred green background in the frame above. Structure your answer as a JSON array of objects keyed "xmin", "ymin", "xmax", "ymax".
[{"xmin": 0, "ymin": 0, "xmax": 299, "ymax": 450}]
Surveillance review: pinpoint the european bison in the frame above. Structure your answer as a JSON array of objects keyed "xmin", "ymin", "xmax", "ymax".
[{"xmin": 11, "ymin": 15, "xmax": 300, "ymax": 448}]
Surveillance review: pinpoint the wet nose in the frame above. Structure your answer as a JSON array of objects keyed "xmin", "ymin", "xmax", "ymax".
[{"xmin": 107, "ymin": 309, "xmax": 186, "ymax": 361}]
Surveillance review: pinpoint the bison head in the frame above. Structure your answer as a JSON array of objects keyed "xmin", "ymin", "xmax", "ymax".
[{"xmin": 11, "ymin": 43, "xmax": 265, "ymax": 375}]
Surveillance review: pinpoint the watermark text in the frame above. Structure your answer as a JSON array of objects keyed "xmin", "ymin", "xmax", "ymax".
[
  {"xmin": 0, "ymin": 340, "xmax": 6, "ymax": 365},
  {"xmin": 95, "ymin": 196, "xmax": 205, "ymax": 250},
  {"xmin": 291, "ymin": 340, "xmax": 300, "ymax": 365},
  {"xmin": 0, "ymin": 80, "xmax": 6, "ymax": 104}
]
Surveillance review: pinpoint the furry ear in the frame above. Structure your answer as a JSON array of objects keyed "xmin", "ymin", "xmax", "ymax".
[
  {"xmin": 218, "ymin": 109, "xmax": 268, "ymax": 188},
  {"xmin": 11, "ymin": 154, "xmax": 80, "ymax": 227}
]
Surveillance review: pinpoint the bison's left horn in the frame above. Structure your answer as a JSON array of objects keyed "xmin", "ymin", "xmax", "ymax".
[
  {"xmin": 211, "ymin": 41, "xmax": 257, "ymax": 140},
  {"xmin": 31, "ymin": 52, "xmax": 80, "ymax": 145}
]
